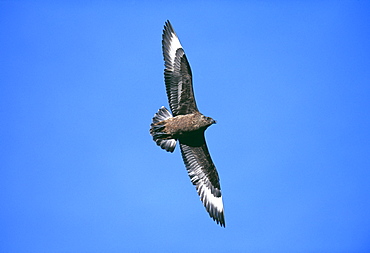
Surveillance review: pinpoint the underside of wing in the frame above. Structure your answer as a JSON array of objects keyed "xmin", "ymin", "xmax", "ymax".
[
  {"xmin": 179, "ymin": 134, "xmax": 225, "ymax": 227},
  {"xmin": 162, "ymin": 20, "xmax": 198, "ymax": 116}
]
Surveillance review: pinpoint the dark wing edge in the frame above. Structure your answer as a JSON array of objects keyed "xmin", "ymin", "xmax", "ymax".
[
  {"xmin": 179, "ymin": 138, "xmax": 225, "ymax": 227},
  {"xmin": 162, "ymin": 20, "xmax": 198, "ymax": 116}
]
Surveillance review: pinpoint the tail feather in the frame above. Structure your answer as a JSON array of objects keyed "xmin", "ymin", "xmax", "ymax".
[
  {"xmin": 152, "ymin": 106, "xmax": 172, "ymax": 123},
  {"xmin": 150, "ymin": 106, "xmax": 177, "ymax": 152}
]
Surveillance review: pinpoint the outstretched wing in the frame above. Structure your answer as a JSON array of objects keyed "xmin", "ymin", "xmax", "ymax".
[
  {"xmin": 162, "ymin": 20, "xmax": 198, "ymax": 116},
  {"xmin": 179, "ymin": 134, "xmax": 225, "ymax": 227}
]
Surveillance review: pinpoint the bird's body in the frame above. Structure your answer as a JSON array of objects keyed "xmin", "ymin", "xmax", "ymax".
[
  {"xmin": 150, "ymin": 20, "xmax": 225, "ymax": 227},
  {"xmin": 151, "ymin": 111, "xmax": 215, "ymax": 139}
]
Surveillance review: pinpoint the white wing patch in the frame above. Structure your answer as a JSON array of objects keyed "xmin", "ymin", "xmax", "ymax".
[
  {"xmin": 198, "ymin": 183, "xmax": 224, "ymax": 214},
  {"xmin": 177, "ymin": 80, "xmax": 183, "ymax": 109},
  {"xmin": 166, "ymin": 28, "xmax": 184, "ymax": 110},
  {"xmin": 167, "ymin": 30, "xmax": 183, "ymax": 67}
]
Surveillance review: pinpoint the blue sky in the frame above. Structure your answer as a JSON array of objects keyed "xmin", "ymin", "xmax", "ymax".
[{"xmin": 1, "ymin": 1, "xmax": 370, "ymax": 252}]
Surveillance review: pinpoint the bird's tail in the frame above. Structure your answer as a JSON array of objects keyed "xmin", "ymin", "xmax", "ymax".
[{"xmin": 150, "ymin": 106, "xmax": 177, "ymax": 152}]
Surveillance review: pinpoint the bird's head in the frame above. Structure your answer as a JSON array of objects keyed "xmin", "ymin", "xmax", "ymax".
[{"xmin": 201, "ymin": 115, "xmax": 217, "ymax": 127}]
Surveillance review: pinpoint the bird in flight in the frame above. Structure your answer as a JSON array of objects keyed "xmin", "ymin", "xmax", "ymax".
[{"xmin": 150, "ymin": 20, "xmax": 225, "ymax": 227}]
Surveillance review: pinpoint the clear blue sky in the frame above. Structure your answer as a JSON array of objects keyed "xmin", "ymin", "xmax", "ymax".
[{"xmin": 1, "ymin": 1, "xmax": 370, "ymax": 252}]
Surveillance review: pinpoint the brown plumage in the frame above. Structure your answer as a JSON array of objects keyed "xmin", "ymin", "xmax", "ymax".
[{"xmin": 150, "ymin": 20, "xmax": 225, "ymax": 227}]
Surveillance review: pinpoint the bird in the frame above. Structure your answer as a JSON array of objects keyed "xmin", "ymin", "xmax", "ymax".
[{"xmin": 150, "ymin": 20, "xmax": 225, "ymax": 227}]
